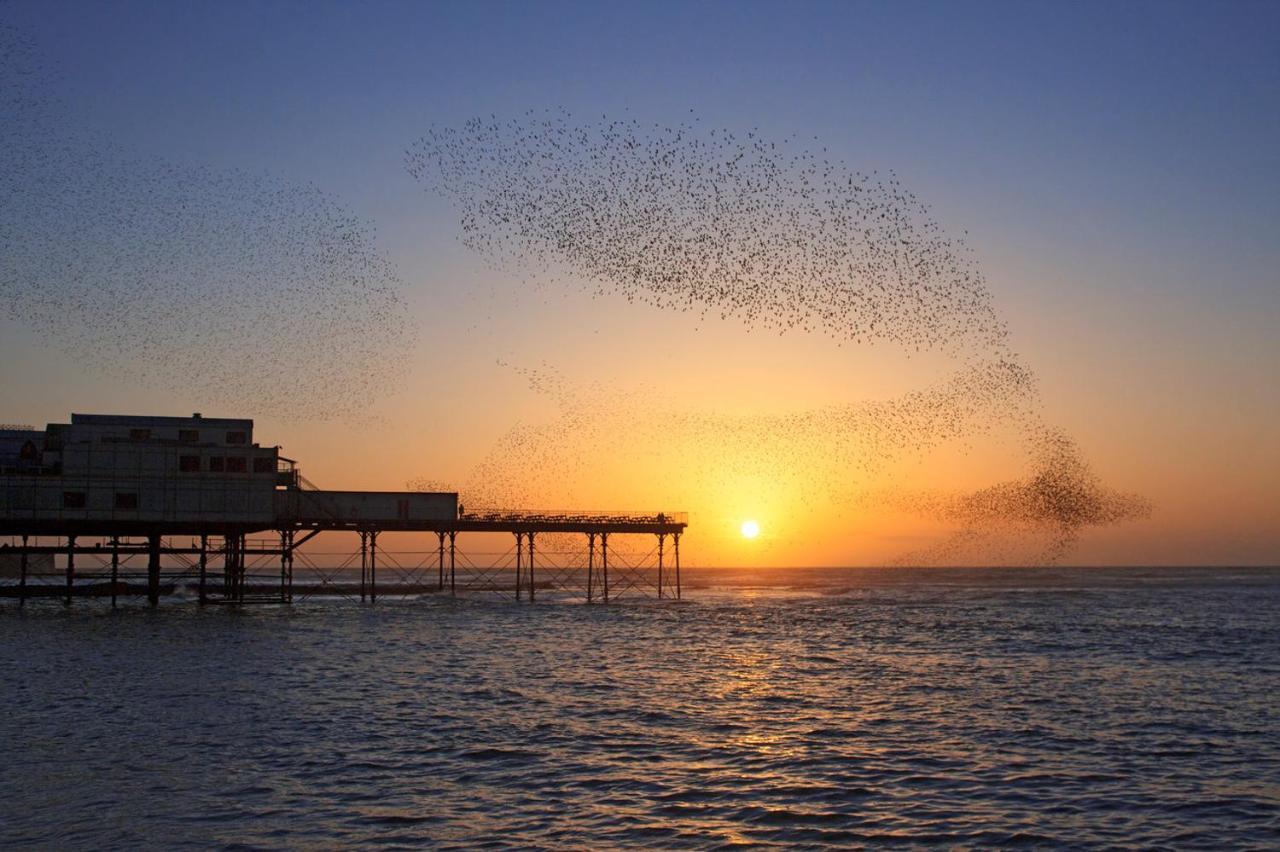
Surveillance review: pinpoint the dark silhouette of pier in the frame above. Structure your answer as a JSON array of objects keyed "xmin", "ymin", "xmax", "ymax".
[
  {"xmin": 0, "ymin": 510, "xmax": 687, "ymax": 607},
  {"xmin": 1, "ymin": 414, "xmax": 688, "ymax": 606}
]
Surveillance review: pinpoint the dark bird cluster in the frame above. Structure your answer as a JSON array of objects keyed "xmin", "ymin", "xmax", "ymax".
[
  {"xmin": 0, "ymin": 23, "xmax": 413, "ymax": 420},
  {"xmin": 883, "ymin": 431, "xmax": 1153, "ymax": 565},
  {"xmin": 407, "ymin": 109, "xmax": 1008, "ymax": 358}
]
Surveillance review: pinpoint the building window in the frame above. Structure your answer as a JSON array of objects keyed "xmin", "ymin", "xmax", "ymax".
[
  {"xmin": 208, "ymin": 457, "xmax": 225, "ymax": 472},
  {"xmin": 179, "ymin": 429, "xmax": 199, "ymax": 443},
  {"xmin": 63, "ymin": 491, "xmax": 86, "ymax": 508},
  {"xmin": 253, "ymin": 457, "xmax": 274, "ymax": 473},
  {"xmin": 114, "ymin": 493, "xmax": 138, "ymax": 510},
  {"xmin": 226, "ymin": 431, "xmax": 247, "ymax": 445},
  {"xmin": 226, "ymin": 457, "xmax": 247, "ymax": 473},
  {"xmin": 129, "ymin": 428, "xmax": 151, "ymax": 441},
  {"xmin": 179, "ymin": 455, "xmax": 201, "ymax": 472}
]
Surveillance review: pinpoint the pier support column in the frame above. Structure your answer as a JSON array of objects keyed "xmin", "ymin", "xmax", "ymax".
[
  {"xmin": 674, "ymin": 533, "xmax": 681, "ymax": 600},
  {"xmin": 437, "ymin": 532, "xmax": 445, "ymax": 592},
  {"xmin": 369, "ymin": 532, "xmax": 378, "ymax": 603},
  {"xmin": 514, "ymin": 532, "xmax": 524, "ymax": 601},
  {"xmin": 110, "ymin": 536, "xmax": 120, "ymax": 608},
  {"xmin": 18, "ymin": 535, "xmax": 28, "ymax": 608},
  {"xmin": 222, "ymin": 535, "xmax": 237, "ymax": 602},
  {"xmin": 234, "ymin": 534, "xmax": 246, "ymax": 604},
  {"xmin": 359, "ymin": 531, "xmax": 368, "ymax": 602},
  {"xmin": 586, "ymin": 533, "xmax": 596, "ymax": 603},
  {"xmin": 601, "ymin": 533, "xmax": 609, "ymax": 604},
  {"xmin": 279, "ymin": 530, "xmax": 294, "ymax": 604},
  {"xmin": 65, "ymin": 535, "xmax": 76, "ymax": 607},
  {"xmin": 448, "ymin": 532, "xmax": 456, "ymax": 596},
  {"xmin": 147, "ymin": 533, "xmax": 161, "ymax": 607},
  {"xmin": 222, "ymin": 536, "xmax": 231, "ymax": 599},
  {"xmin": 198, "ymin": 535, "xmax": 208, "ymax": 605},
  {"xmin": 657, "ymin": 533, "xmax": 666, "ymax": 599},
  {"xmin": 528, "ymin": 533, "xmax": 536, "ymax": 603}
]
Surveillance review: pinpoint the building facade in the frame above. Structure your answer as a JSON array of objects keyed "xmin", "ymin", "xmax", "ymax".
[{"xmin": 0, "ymin": 413, "xmax": 291, "ymax": 534}]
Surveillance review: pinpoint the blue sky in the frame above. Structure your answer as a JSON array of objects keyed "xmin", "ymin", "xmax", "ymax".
[{"xmin": 7, "ymin": 0, "xmax": 1276, "ymax": 321}]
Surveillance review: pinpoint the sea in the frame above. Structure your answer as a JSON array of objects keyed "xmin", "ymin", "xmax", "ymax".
[{"xmin": 1, "ymin": 566, "xmax": 1277, "ymax": 849}]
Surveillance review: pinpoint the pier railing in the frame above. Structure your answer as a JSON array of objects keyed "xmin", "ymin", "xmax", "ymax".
[{"xmin": 461, "ymin": 509, "xmax": 688, "ymax": 525}]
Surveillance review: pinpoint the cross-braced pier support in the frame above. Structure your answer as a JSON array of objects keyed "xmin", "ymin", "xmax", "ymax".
[
  {"xmin": 198, "ymin": 534, "xmax": 208, "ymax": 605},
  {"xmin": 148, "ymin": 533, "xmax": 162, "ymax": 606},
  {"xmin": 359, "ymin": 531, "xmax": 368, "ymax": 601},
  {"xmin": 448, "ymin": 531, "xmax": 456, "ymax": 596},
  {"xmin": 64, "ymin": 535, "xmax": 76, "ymax": 607},
  {"xmin": 586, "ymin": 532, "xmax": 596, "ymax": 602},
  {"xmin": 673, "ymin": 532, "xmax": 681, "ymax": 599},
  {"xmin": 369, "ymin": 531, "xmax": 379, "ymax": 602},
  {"xmin": 514, "ymin": 531, "xmax": 525, "ymax": 601},
  {"xmin": 601, "ymin": 532, "xmax": 610, "ymax": 603},
  {"xmin": 2, "ymin": 513, "xmax": 685, "ymax": 606},
  {"xmin": 657, "ymin": 533, "xmax": 666, "ymax": 599},
  {"xmin": 279, "ymin": 529, "xmax": 295, "ymax": 603},
  {"xmin": 528, "ymin": 533, "xmax": 537, "ymax": 602},
  {"xmin": 17, "ymin": 534, "xmax": 28, "ymax": 607},
  {"xmin": 110, "ymin": 536, "xmax": 120, "ymax": 608}
]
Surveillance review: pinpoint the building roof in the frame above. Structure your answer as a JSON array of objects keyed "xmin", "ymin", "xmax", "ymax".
[{"xmin": 70, "ymin": 413, "xmax": 252, "ymax": 429}]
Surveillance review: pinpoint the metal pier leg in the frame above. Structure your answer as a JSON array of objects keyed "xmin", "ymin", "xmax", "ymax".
[
  {"xmin": 236, "ymin": 534, "xmax": 245, "ymax": 604},
  {"xmin": 280, "ymin": 531, "xmax": 288, "ymax": 604},
  {"xmin": 227, "ymin": 535, "xmax": 239, "ymax": 604},
  {"xmin": 674, "ymin": 533, "xmax": 681, "ymax": 600},
  {"xmin": 449, "ymin": 532, "xmax": 456, "ymax": 596},
  {"xmin": 65, "ymin": 535, "xmax": 76, "ymax": 607},
  {"xmin": 286, "ymin": 531, "xmax": 294, "ymax": 604},
  {"xmin": 586, "ymin": 533, "xmax": 596, "ymax": 603},
  {"xmin": 437, "ymin": 532, "xmax": 445, "ymax": 592},
  {"xmin": 369, "ymin": 532, "xmax": 378, "ymax": 603},
  {"xmin": 528, "ymin": 533, "xmax": 536, "ymax": 603},
  {"xmin": 225, "ymin": 535, "xmax": 235, "ymax": 603},
  {"xmin": 222, "ymin": 537, "xmax": 231, "ymax": 599},
  {"xmin": 359, "ymin": 532, "xmax": 368, "ymax": 602},
  {"xmin": 198, "ymin": 534, "xmax": 208, "ymax": 605},
  {"xmin": 18, "ymin": 535, "xmax": 28, "ymax": 608},
  {"xmin": 601, "ymin": 533, "xmax": 609, "ymax": 604},
  {"xmin": 110, "ymin": 536, "xmax": 120, "ymax": 608},
  {"xmin": 147, "ymin": 533, "xmax": 161, "ymax": 607},
  {"xmin": 657, "ymin": 533, "xmax": 666, "ymax": 599},
  {"xmin": 514, "ymin": 533, "xmax": 523, "ymax": 601}
]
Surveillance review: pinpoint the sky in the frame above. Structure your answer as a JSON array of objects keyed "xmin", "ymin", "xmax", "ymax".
[{"xmin": 2, "ymin": 0, "xmax": 1277, "ymax": 566}]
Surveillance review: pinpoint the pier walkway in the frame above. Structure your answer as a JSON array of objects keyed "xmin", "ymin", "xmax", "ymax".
[{"xmin": 0, "ymin": 510, "xmax": 688, "ymax": 607}]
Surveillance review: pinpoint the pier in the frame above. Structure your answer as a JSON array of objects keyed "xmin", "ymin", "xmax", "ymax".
[{"xmin": 1, "ymin": 414, "xmax": 687, "ymax": 606}]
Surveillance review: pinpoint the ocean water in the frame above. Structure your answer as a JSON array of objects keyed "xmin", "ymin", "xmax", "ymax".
[{"xmin": 1, "ymin": 566, "xmax": 1277, "ymax": 849}]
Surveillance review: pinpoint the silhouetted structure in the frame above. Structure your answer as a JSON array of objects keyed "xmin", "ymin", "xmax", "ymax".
[{"xmin": 0, "ymin": 414, "xmax": 686, "ymax": 606}]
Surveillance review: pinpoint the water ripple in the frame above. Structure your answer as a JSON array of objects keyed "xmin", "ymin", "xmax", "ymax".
[{"xmin": 1, "ymin": 567, "xmax": 1277, "ymax": 848}]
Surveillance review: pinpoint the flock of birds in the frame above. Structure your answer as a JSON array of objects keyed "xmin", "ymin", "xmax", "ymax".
[
  {"xmin": 880, "ymin": 432, "xmax": 1152, "ymax": 565},
  {"xmin": 1, "ymin": 23, "xmax": 413, "ymax": 420},
  {"xmin": 408, "ymin": 110, "xmax": 1007, "ymax": 359},
  {"xmin": 1, "ymin": 16, "xmax": 1150, "ymax": 564},
  {"xmin": 409, "ymin": 111, "xmax": 1151, "ymax": 564}
]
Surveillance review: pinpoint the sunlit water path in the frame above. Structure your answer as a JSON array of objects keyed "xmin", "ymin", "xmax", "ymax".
[{"xmin": 2, "ymin": 567, "xmax": 1277, "ymax": 848}]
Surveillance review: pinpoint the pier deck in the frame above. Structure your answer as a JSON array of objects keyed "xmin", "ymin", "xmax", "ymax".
[{"xmin": 0, "ymin": 510, "xmax": 688, "ymax": 607}]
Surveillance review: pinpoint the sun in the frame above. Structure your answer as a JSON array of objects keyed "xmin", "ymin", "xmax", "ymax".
[{"xmin": 740, "ymin": 519, "xmax": 760, "ymax": 539}]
